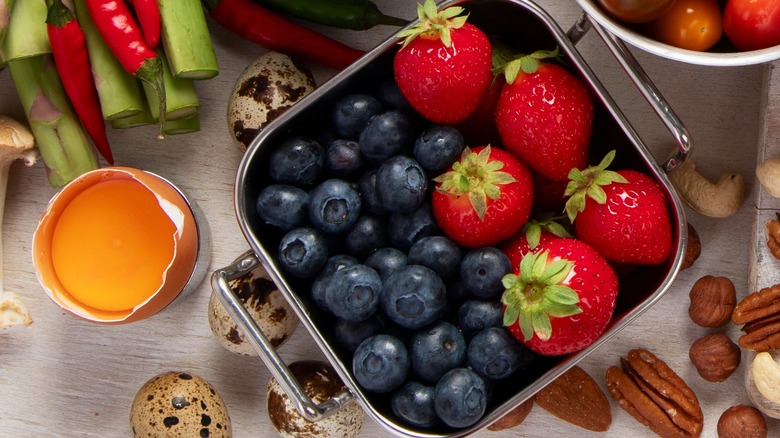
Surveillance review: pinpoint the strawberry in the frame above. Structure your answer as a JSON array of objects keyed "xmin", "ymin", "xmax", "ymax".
[
  {"xmin": 500, "ymin": 218, "xmax": 571, "ymax": 268},
  {"xmin": 494, "ymin": 49, "xmax": 593, "ymax": 182},
  {"xmin": 501, "ymin": 237, "xmax": 618, "ymax": 356},
  {"xmin": 432, "ymin": 145, "xmax": 533, "ymax": 248},
  {"xmin": 565, "ymin": 150, "xmax": 673, "ymax": 266},
  {"xmin": 393, "ymin": 0, "xmax": 492, "ymax": 125}
]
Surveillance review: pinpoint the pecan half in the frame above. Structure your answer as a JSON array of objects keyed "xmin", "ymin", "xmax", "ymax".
[
  {"xmin": 605, "ymin": 348, "xmax": 703, "ymax": 438},
  {"xmin": 766, "ymin": 213, "xmax": 780, "ymax": 260},
  {"xmin": 733, "ymin": 285, "xmax": 780, "ymax": 352}
]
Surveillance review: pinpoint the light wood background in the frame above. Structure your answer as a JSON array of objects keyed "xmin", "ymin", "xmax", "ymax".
[{"xmin": 1, "ymin": 1, "xmax": 778, "ymax": 436}]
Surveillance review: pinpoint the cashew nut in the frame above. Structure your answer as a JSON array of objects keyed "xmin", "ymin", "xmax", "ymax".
[
  {"xmin": 668, "ymin": 158, "xmax": 745, "ymax": 218},
  {"xmin": 752, "ymin": 351, "xmax": 780, "ymax": 405},
  {"xmin": 756, "ymin": 157, "xmax": 780, "ymax": 198}
]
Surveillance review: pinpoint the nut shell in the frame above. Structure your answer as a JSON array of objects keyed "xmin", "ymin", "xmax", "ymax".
[
  {"xmin": 688, "ymin": 275, "xmax": 736, "ymax": 328},
  {"xmin": 130, "ymin": 371, "xmax": 231, "ymax": 437},
  {"xmin": 266, "ymin": 360, "xmax": 365, "ymax": 438},
  {"xmin": 717, "ymin": 404, "xmax": 767, "ymax": 438},
  {"xmin": 208, "ymin": 263, "xmax": 298, "ymax": 355},
  {"xmin": 688, "ymin": 333, "xmax": 741, "ymax": 383}
]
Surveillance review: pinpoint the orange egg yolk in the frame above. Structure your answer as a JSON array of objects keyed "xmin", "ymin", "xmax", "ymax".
[{"xmin": 50, "ymin": 179, "xmax": 178, "ymax": 312}]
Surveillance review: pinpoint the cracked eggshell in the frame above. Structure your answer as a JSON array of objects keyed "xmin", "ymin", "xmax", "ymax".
[
  {"xmin": 208, "ymin": 263, "xmax": 299, "ymax": 355},
  {"xmin": 227, "ymin": 52, "xmax": 316, "ymax": 151},
  {"xmin": 130, "ymin": 371, "xmax": 231, "ymax": 437},
  {"xmin": 267, "ymin": 360, "xmax": 365, "ymax": 438}
]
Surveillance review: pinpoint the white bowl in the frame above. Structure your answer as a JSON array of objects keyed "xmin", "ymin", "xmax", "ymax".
[{"xmin": 576, "ymin": 0, "xmax": 780, "ymax": 66}]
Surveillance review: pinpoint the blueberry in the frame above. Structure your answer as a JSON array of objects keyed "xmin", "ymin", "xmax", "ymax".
[
  {"xmin": 359, "ymin": 111, "xmax": 414, "ymax": 164},
  {"xmin": 387, "ymin": 202, "xmax": 438, "ymax": 252},
  {"xmin": 325, "ymin": 264, "xmax": 382, "ymax": 322},
  {"xmin": 391, "ymin": 382, "xmax": 439, "ymax": 429},
  {"xmin": 310, "ymin": 254, "xmax": 359, "ymax": 310},
  {"xmin": 325, "ymin": 138, "xmax": 365, "ymax": 178},
  {"xmin": 376, "ymin": 77, "xmax": 415, "ymax": 113},
  {"xmin": 407, "ymin": 236, "xmax": 462, "ymax": 280},
  {"xmin": 334, "ymin": 314, "xmax": 385, "ymax": 352},
  {"xmin": 353, "ymin": 334, "xmax": 409, "ymax": 393},
  {"xmin": 413, "ymin": 125, "xmax": 465, "ymax": 173},
  {"xmin": 308, "ymin": 179, "xmax": 362, "ymax": 234},
  {"xmin": 375, "ymin": 155, "xmax": 428, "ymax": 213},
  {"xmin": 255, "ymin": 184, "xmax": 310, "ymax": 231},
  {"xmin": 332, "ymin": 94, "xmax": 383, "ymax": 139},
  {"xmin": 434, "ymin": 368, "xmax": 488, "ymax": 428},
  {"xmin": 457, "ymin": 300, "xmax": 504, "ymax": 340},
  {"xmin": 467, "ymin": 327, "xmax": 534, "ymax": 381},
  {"xmin": 460, "ymin": 247, "xmax": 512, "ymax": 299},
  {"xmin": 277, "ymin": 227, "xmax": 328, "ymax": 278},
  {"xmin": 345, "ymin": 215, "xmax": 387, "ymax": 259},
  {"xmin": 364, "ymin": 247, "xmax": 407, "ymax": 281},
  {"xmin": 409, "ymin": 321, "xmax": 467, "ymax": 383},
  {"xmin": 381, "ymin": 265, "xmax": 447, "ymax": 329},
  {"xmin": 268, "ymin": 136, "xmax": 324, "ymax": 186},
  {"xmin": 358, "ymin": 169, "xmax": 388, "ymax": 216}
]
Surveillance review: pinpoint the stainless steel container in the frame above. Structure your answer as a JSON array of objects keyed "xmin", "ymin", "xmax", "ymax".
[{"xmin": 212, "ymin": 1, "xmax": 690, "ymax": 436}]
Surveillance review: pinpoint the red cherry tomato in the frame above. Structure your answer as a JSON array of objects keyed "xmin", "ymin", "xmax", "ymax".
[
  {"xmin": 596, "ymin": 0, "xmax": 678, "ymax": 23},
  {"xmin": 643, "ymin": 0, "xmax": 723, "ymax": 51},
  {"xmin": 723, "ymin": 0, "xmax": 780, "ymax": 51}
]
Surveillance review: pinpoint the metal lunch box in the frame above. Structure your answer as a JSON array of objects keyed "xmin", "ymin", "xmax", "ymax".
[{"xmin": 212, "ymin": 0, "xmax": 693, "ymax": 436}]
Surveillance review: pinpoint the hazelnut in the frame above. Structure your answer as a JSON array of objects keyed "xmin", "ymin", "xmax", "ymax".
[
  {"xmin": 688, "ymin": 275, "xmax": 736, "ymax": 327},
  {"xmin": 681, "ymin": 222, "xmax": 701, "ymax": 270},
  {"xmin": 717, "ymin": 404, "xmax": 767, "ymax": 438},
  {"xmin": 689, "ymin": 333, "xmax": 741, "ymax": 382}
]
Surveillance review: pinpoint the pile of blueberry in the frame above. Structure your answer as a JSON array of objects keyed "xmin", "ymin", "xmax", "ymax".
[{"xmin": 255, "ymin": 78, "xmax": 538, "ymax": 431}]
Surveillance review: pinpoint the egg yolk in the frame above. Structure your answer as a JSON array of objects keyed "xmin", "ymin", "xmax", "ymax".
[{"xmin": 50, "ymin": 179, "xmax": 178, "ymax": 312}]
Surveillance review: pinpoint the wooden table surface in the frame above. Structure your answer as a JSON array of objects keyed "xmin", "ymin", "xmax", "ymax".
[{"xmin": 1, "ymin": 1, "xmax": 778, "ymax": 436}]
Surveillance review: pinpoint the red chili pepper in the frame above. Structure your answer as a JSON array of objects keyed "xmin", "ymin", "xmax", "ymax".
[
  {"xmin": 85, "ymin": 0, "xmax": 166, "ymax": 137},
  {"xmin": 202, "ymin": 0, "xmax": 364, "ymax": 70},
  {"xmin": 128, "ymin": 0, "xmax": 160, "ymax": 48},
  {"xmin": 46, "ymin": 0, "xmax": 114, "ymax": 164}
]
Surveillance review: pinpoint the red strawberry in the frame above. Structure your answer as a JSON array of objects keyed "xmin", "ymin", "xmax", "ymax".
[
  {"xmin": 565, "ymin": 150, "xmax": 673, "ymax": 265},
  {"xmin": 501, "ymin": 237, "xmax": 618, "ymax": 356},
  {"xmin": 432, "ymin": 145, "xmax": 533, "ymax": 248},
  {"xmin": 393, "ymin": 0, "xmax": 492, "ymax": 125},
  {"xmin": 456, "ymin": 75, "xmax": 504, "ymax": 146},
  {"xmin": 495, "ymin": 49, "xmax": 593, "ymax": 182}
]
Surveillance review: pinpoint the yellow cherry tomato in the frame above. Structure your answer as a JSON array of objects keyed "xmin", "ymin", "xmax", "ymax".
[{"xmin": 643, "ymin": 0, "xmax": 723, "ymax": 51}]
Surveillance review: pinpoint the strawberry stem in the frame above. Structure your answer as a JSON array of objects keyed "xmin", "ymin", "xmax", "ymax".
[
  {"xmin": 433, "ymin": 146, "xmax": 517, "ymax": 220},
  {"xmin": 498, "ymin": 47, "xmax": 560, "ymax": 84},
  {"xmin": 501, "ymin": 251, "xmax": 580, "ymax": 341},
  {"xmin": 563, "ymin": 150, "xmax": 628, "ymax": 223},
  {"xmin": 396, "ymin": 0, "xmax": 468, "ymax": 48}
]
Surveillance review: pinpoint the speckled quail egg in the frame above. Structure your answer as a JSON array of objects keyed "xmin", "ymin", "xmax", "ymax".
[
  {"xmin": 227, "ymin": 51, "xmax": 316, "ymax": 151},
  {"xmin": 267, "ymin": 360, "xmax": 365, "ymax": 438},
  {"xmin": 130, "ymin": 371, "xmax": 231, "ymax": 437},
  {"xmin": 208, "ymin": 262, "xmax": 299, "ymax": 355}
]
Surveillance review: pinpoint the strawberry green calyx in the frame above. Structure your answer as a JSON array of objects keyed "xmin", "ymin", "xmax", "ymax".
[
  {"xmin": 499, "ymin": 47, "xmax": 560, "ymax": 84},
  {"xmin": 501, "ymin": 251, "xmax": 580, "ymax": 341},
  {"xmin": 396, "ymin": 0, "xmax": 468, "ymax": 48},
  {"xmin": 564, "ymin": 150, "xmax": 628, "ymax": 223},
  {"xmin": 434, "ymin": 146, "xmax": 517, "ymax": 220},
  {"xmin": 521, "ymin": 218, "xmax": 570, "ymax": 249}
]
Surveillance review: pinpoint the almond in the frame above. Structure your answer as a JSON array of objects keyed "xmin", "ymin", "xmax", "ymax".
[
  {"xmin": 487, "ymin": 398, "xmax": 533, "ymax": 431},
  {"xmin": 534, "ymin": 365, "xmax": 612, "ymax": 432}
]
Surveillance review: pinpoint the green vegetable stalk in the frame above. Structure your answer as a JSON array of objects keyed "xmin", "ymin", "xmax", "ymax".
[
  {"xmin": 158, "ymin": 0, "xmax": 219, "ymax": 79},
  {"xmin": 0, "ymin": 0, "xmax": 15, "ymax": 66},
  {"xmin": 3, "ymin": 0, "xmax": 49, "ymax": 62},
  {"xmin": 163, "ymin": 113, "xmax": 200, "ymax": 135},
  {"xmin": 73, "ymin": 0, "xmax": 146, "ymax": 120},
  {"xmin": 253, "ymin": 0, "xmax": 408, "ymax": 30},
  {"xmin": 141, "ymin": 49, "xmax": 199, "ymax": 121},
  {"xmin": 9, "ymin": 55, "xmax": 98, "ymax": 188}
]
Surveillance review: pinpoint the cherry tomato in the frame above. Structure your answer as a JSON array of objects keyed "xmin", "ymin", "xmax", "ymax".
[
  {"xmin": 596, "ymin": 0, "xmax": 679, "ymax": 23},
  {"xmin": 643, "ymin": 0, "xmax": 723, "ymax": 51},
  {"xmin": 723, "ymin": 0, "xmax": 780, "ymax": 51}
]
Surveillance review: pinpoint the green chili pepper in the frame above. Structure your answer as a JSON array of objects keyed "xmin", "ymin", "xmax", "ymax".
[{"xmin": 253, "ymin": 0, "xmax": 408, "ymax": 30}]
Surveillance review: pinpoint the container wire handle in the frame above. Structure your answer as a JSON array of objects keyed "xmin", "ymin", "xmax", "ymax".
[
  {"xmin": 211, "ymin": 250, "xmax": 354, "ymax": 423},
  {"xmin": 569, "ymin": 13, "xmax": 693, "ymax": 173}
]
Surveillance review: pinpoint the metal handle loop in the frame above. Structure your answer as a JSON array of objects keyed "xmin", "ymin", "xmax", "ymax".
[{"xmin": 211, "ymin": 250, "xmax": 354, "ymax": 422}]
